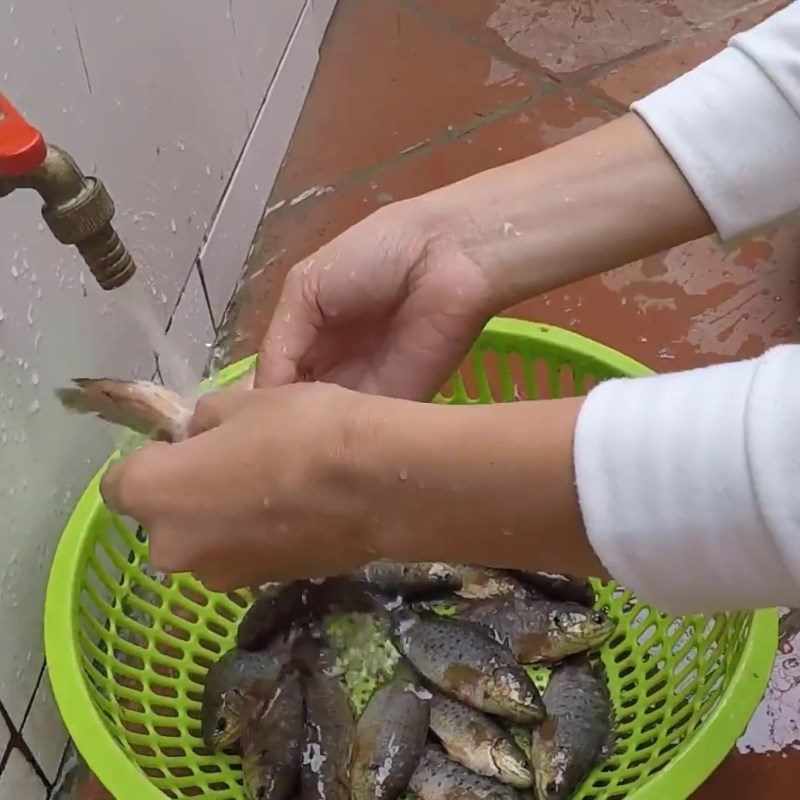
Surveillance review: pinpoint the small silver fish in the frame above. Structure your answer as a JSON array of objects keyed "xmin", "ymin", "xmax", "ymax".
[
  {"xmin": 391, "ymin": 610, "xmax": 545, "ymax": 723},
  {"xmin": 300, "ymin": 647, "xmax": 355, "ymax": 800},
  {"xmin": 429, "ymin": 692, "xmax": 532, "ymax": 788},
  {"xmin": 357, "ymin": 562, "xmax": 527, "ymax": 601},
  {"xmin": 237, "ymin": 578, "xmax": 380, "ymax": 652},
  {"xmin": 201, "ymin": 641, "xmax": 293, "ymax": 749},
  {"xmin": 241, "ymin": 674, "xmax": 304, "ymax": 800},
  {"xmin": 351, "ymin": 661, "xmax": 430, "ymax": 800},
  {"xmin": 461, "ymin": 597, "xmax": 614, "ymax": 664},
  {"xmin": 55, "ymin": 378, "xmax": 192, "ymax": 442},
  {"xmin": 531, "ymin": 656, "xmax": 613, "ymax": 800},
  {"xmin": 409, "ymin": 745, "xmax": 519, "ymax": 800},
  {"xmin": 507, "ymin": 570, "xmax": 595, "ymax": 608}
]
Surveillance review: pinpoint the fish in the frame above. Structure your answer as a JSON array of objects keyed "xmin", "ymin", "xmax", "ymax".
[
  {"xmin": 530, "ymin": 656, "xmax": 613, "ymax": 800},
  {"xmin": 428, "ymin": 692, "xmax": 532, "ymax": 788},
  {"xmin": 241, "ymin": 674, "xmax": 305, "ymax": 800},
  {"xmin": 390, "ymin": 609, "xmax": 545, "ymax": 723},
  {"xmin": 351, "ymin": 661, "xmax": 431, "ymax": 800},
  {"xmin": 201, "ymin": 641, "xmax": 294, "ymax": 749},
  {"xmin": 237, "ymin": 578, "xmax": 381, "ymax": 652},
  {"xmin": 409, "ymin": 745, "xmax": 520, "ymax": 800},
  {"xmin": 356, "ymin": 562, "xmax": 528, "ymax": 601},
  {"xmin": 506, "ymin": 570, "xmax": 595, "ymax": 608},
  {"xmin": 55, "ymin": 378, "xmax": 192, "ymax": 443},
  {"xmin": 299, "ymin": 649, "xmax": 356, "ymax": 800},
  {"xmin": 461, "ymin": 597, "xmax": 614, "ymax": 664}
]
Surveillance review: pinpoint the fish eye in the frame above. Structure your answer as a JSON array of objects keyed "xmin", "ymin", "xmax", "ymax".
[{"xmin": 215, "ymin": 717, "xmax": 228, "ymax": 732}]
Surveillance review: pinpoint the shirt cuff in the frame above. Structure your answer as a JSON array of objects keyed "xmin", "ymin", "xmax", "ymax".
[
  {"xmin": 632, "ymin": 46, "xmax": 800, "ymax": 241},
  {"xmin": 573, "ymin": 355, "xmax": 800, "ymax": 615}
]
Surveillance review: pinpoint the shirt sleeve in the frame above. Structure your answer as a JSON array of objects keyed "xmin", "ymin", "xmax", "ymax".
[
  {"xmin": 574, "ymin": 345, "xmax": 800, "ymax": 615},
  {"xmin": 631, "ymin": 2, "xmax": 800, "ymax": 241}
]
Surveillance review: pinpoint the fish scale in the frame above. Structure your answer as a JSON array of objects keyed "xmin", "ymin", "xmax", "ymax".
[
  {"xmin": 241, "ymin": 675, "xmax": 304, "ymax": 800},
  {"xmin": 392, "ymin": 610, "xmax": 545, "ymax": 723},
  {"xmin": 428, "ymin": 692, "xmax": 532, "ymax": 788},
  {"xmin": 301, "ymin": 661, "xmax": 355, "ymax": 800},
  {"xmin": 530, "ymin": 656, "xmax": 612, "ymax": 800},
  {"xmin": 409, "ymin": 746, "xmax": 519, "ymax": 800},
  {"xmin": 351, "ymin": 662, "xmax": 430, "ymax": 800}
]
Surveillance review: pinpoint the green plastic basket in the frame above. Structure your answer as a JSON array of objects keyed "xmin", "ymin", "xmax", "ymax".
[{"xmin": 45, "ymin": 318, "xmax": 777, "ymax": 799}]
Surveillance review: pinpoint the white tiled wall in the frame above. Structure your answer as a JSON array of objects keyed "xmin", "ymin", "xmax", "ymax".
[{"xmin": 0, "ymin": 0, "xmax": 337, "ymax": 793}]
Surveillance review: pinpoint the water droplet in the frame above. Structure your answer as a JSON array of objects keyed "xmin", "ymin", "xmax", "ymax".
[
  {"xmin": 13, "ymin": 36, "xmax": 19, "ymax": 47},
  {"xmin": 398, "ymin": 469, "xmax": 408, "ymax": 481},
  {"xmin": 0, "ymin": 308, "xmax": 4, "ymax": 322},
  {"xmin": 170, "ymin": 218, "xmax": 177, "ymax": 233},
  {"xmin": 31, "ymin": 372, "xmax": 39, "ymax": 386},
  {"xmin": 10, "ymin": 265, "xmax": 18, "ymax": 278},
  {"xmin": 29, "ymin": 399, "xmax": 40, "ymax": 414}
]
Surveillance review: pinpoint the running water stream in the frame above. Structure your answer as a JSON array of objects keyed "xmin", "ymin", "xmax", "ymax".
[{"xmin": 111, "ymin": 277, "xmax": 199, "ymax": 403}]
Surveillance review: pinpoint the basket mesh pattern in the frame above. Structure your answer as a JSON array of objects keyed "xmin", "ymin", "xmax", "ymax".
[{"xmin": 70, "ymin": 327, "xmax": 759, "ymax": 798}]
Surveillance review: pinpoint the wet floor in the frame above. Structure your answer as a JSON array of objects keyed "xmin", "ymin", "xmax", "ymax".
[{"xmin": 69, "ymin": 0, "xmax": 800, "ymax": 796}]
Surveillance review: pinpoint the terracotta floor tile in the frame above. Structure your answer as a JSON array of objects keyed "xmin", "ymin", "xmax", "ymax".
[
  {"xmin": 409, "ymin": 0, "xmax": 756, "ymax": 76},
  {"xmin": 269, "ymin": 0, "xmax": 545, "ymax": 204},
  {"xmin": 227, "ymin": 88, "xmax": 615, "ymax": 358},
  {"xmin": 507, "ymin": 220, "xmax": 800, "ymax": 373},
  {"xmin": 69, "ymin": 774, "xmax": 113, "ymax": 800},
  {"xmin": 590, "ymin": 0, "xmax": 790, "ymax": 104}
]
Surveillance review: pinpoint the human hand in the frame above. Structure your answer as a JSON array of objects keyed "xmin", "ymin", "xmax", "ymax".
[
  {"xmin": 100, "ymin": 378, "xmax": 598, "ymax": 591},
  {"xmin": 257, "ymin": 115, "xmax": 713, "ymax": 404},
  {"xmin": 254, "ymin": 201, "xmax": 497, "ymax": 400},
  {"xmin": 99, "ymin": 383, "xmax": 382, "ymax": 590}
]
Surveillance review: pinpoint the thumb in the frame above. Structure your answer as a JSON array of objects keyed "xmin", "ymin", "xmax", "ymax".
[
  {"xmin": 254, "ymin": 265, "xmax": 321, "ymax": 388},
  {"xmin": 188, "ymin": 387, "xmax": 263, "ymax": 437},
  {"xmin": 100, "ymin": 441, "xmax": 171, "ymax": 522}
]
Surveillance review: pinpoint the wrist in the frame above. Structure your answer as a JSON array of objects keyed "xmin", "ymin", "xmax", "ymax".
[{"xmin": 409, "ymin": 114, "xmax": 712, "ymax": 308}]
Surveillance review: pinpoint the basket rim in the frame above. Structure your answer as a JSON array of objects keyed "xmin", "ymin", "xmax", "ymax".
[{"xmin": 45, "ymin": 318, "xmax": 778, "ymax": 799}]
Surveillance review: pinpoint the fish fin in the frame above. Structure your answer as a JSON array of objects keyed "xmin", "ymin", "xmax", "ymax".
[
  {"xmin": 600, "ymin": 724, "xmax": 617, "ymax": 761},
  {"xmin": 54, "ymin": 385, "xmax": 98, "ymax": 414}
]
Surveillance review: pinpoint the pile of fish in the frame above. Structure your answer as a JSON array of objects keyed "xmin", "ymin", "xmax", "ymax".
[
  {"xmin": 53, "ymin": 380, "xmax": 617, "ymax": 799},
  {"xmin": 202, "ymin": 565, "xmax": 616, "ymax": 800}
]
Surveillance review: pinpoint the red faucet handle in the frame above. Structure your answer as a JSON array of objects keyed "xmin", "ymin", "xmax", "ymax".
[{"xmin": 0, "ymin": 92, "xmax": 47, "ymax": 176}]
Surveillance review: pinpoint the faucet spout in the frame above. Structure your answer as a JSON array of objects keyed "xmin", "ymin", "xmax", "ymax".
[{"xmin": 0, "ymin": 91, "xmax": 137, "ymax": 290}]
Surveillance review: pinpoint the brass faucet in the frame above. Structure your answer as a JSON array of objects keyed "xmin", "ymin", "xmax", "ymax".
[{"xmin": 0, "ymin": 91, "xmax": 137, "ymax": 290}]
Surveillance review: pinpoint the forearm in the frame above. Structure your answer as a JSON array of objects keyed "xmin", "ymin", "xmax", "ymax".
[
  {"xmin": 358, "ymin": 395, "xmax": 605, "ymax": 577},
  {"xmin": 415, "ymin": 113, "xmax": 713, "ymax": 309}
]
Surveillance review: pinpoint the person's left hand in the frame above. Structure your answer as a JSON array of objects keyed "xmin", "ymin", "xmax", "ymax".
[{"xmin": 99, "ymin": 383, "xmax": 382, "ymax": 590}]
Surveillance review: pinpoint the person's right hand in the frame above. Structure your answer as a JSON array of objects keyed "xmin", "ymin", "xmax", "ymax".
[{"xmin": 254, "ymin": 201, "xmax": 497, "ymax": 400}]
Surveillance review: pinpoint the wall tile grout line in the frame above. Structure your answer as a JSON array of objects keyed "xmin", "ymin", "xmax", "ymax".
[
  {"xmin": 188, "ymin": 0, "xmax": 314, "ymax": 333},
  {"xmin": 398, "ymin": 0, "xmax": 559, "ymax": 83},
  {"xmin": 163, "ymin": 1, "xmax": 311, "ymax": 343},
  {"xmin": 0, "ymin": 686, "xmax": 51, "ymax": 790},
  {"xmin": 195, "ymin": 257, "xmax": 218, "ymax": 333},
  {"xmin": 20, "ymin": 661, "xmax": 47, "ymax": 729}
]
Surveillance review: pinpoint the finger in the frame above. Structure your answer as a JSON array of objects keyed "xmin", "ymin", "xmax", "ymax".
[
  {"xmin": 100, "ymin": 441, "xmax": 171, "ymax": 521},
  {"xmin": 254, "ymin": 264, "xmax": 321, "ymax": 388},
  {"xmin": 188, "ymin": 387, "xmax": 259, "ymax": 437}
]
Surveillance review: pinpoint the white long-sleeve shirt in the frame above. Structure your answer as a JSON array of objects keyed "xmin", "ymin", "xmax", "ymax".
[{"xmin": 574, "ymin": 1, "xmax": 800, "ymax": 614}]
